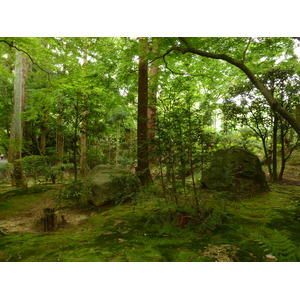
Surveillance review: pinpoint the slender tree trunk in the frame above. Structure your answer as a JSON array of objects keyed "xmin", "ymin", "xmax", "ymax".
[
  {"xmin": 80, "ymin": 39, "xmax": 88, "ymax": 177},
  {"xmin": 262, "ymin": 137, "xmax": 272, "ymax": 178},
  {"xmin": 137, "ymin": 37, "xmax": 152, "ymax": 185},
  {"xmin": 115, "ymin": 120, "xmax": 120, "ymax": 165},
  {"xmin": 272, "ymin": 114, "xmax": 278, "ymax": 181},
  {"xmin": 80, "ymin": 115, "xmax": 87, "ymax": 176},
  {"xmin": 278, "ymin": 120, "xmax": 285, "ymax": 181},
  {"xmin": 40, "ymin": 123, "xmax": 46, "ymax": 156},
  {"xmin": 74, "ymin": 99, "xmax": 80, "ymax": 181},
  {"xmin": 8, "ymin": 51, "xmax": 27, "ymax": 187},
  {"xmin": 129, "ymin": 129, "xmax": 133, "ymax": 162},
  {"xmin": 148, "ymin": 38, "xmax": 159, "ymax": 161},
  {"xmin": 187, "ymin": 97, "xmax": 199, "ymax": 213},
  {"xmin": 56, "ymin": 112, "xmax": 64, "ymax": 163},
  {"xmin": 56, "ymin": 64, "xmax": 65, "ymax": 163}
]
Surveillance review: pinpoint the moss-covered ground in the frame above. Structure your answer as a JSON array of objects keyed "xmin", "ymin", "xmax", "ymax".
[{"xmin": 0, "ymin": 180, "xmax": 300, "ymax": 262}]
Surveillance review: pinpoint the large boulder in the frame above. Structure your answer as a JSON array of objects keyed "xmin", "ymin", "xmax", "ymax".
[
  {"xmin": 202, "ymin": 146, "xmax": 269, "ymax": 194},
  {"xmin": 89, "ymin": 165, "xmax": 126, "ymax": 206}
]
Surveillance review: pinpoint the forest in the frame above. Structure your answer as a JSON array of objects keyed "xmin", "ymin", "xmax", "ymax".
[{"xmin": 1, "ymin": 37, "xmax": 300, "ymax": 262}]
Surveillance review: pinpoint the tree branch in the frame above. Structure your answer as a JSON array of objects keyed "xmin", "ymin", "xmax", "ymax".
[
  {"xmin": 150, "ymin": 47, "xmax": 215, "ymax": 80},
  {"xmin": 162, "ymin": 42, "xmax": 300, "ymax": 136},
  {"xmin": 0, "ymin": 39, "xmax": 54, "ymax": 75},
  {"xmin": 178, "ymin": 37, "xmax": 190, "ymax": 47}
]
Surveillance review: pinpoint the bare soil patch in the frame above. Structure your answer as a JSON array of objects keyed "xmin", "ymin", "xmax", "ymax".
[{"xmin": 0, "ymin": 197, "xmax": 96, "ymax": 234}]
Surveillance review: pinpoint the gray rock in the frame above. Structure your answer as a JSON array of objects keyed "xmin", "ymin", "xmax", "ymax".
[
  {"xmin": 89, "ymin": 165, "xmax": 126, "ymax": 206},
  {"xmin": 202, "ymin": 146, "xmax": 269, "ymax": 194}
]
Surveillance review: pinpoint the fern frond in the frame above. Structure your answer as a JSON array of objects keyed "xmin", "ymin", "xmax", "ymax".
[{"xmin": 252, "ymin": 229, "xmax": 300, "ymax": 262}]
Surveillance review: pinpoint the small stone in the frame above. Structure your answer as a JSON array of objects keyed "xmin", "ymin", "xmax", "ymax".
[{"xmin": 266, "ymin": 254, "xmax": 277, "ymax": 262}]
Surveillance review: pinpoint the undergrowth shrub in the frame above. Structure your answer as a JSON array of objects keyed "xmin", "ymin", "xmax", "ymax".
[
  {"xmin": 20, "ymin": 155, "xmax": 74, "ymax": 185},
  {"xmin": 20, "ymin": 156, "xmax": 48, "ymax": 184},
  {"xmin": 58, "ymin": 179, "xmax": 93, "ymax": 207},
  {"xmin": 46, "ymin": 163, "xmax": 74, "ymax": 184},
  {"xmin": 0, "ymin": 162, "xmax": 13, "ymax": 182},
  {"xmin": 200, "ymin": 208, "xmax": 229, "ymax": 231}
]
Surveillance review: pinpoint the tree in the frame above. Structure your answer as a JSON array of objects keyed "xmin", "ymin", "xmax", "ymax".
[
  {"xmin": 80, "ymin": 38, "xmax": 88, "ymax": 177},
  {"xmin": 0, "ymin": 43, "xmax": 14, "ymax": 154},
  {"xmin": 137, "ymin": 37, "xmax": 152, "ymax": 185},
  {"xmin": 148, "ymin": 38, "xmax": 160, "ymax": 157},
  {"xmin": 223, "ymin": 66, "xmax": 300, "ymax": 181},
  {"xmin": 162, "ymin": 37, "xmax": 300, "ymax": 136},
  {"xmin": 8, "ymin": 51, "xmax": 27, "ymax": 186}
]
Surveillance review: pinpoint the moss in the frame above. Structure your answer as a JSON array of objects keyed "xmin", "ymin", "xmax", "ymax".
[
  {"xmin": 202, "ymin": 147, "xmax": 269, "ymax": 194},
  {"xmin": 1, "ymin": 181, "xmax": 300, "ymax": 262}
]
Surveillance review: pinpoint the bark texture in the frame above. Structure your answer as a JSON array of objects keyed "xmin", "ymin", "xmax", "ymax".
[
  {"xmin": 80, "ymin": 39, "xmax": 88, "ymax": 177},
  {"xmin": 8, "ymin": 51, "xmax": 27, "ymax": 187},
  {"xmin": 40, "ymin": 123, "xmax": 46, "ymax": 156},
  {"xmin": 56, "ymin": 112, "xmax": 64, "ymax": 163},
  {"xmin": 137, "ymin": 37, "xmax": 152, "ymax": 185},
  {"xmin": 148, "ymin": 38, "xmax": 160, "ymax": 156}
]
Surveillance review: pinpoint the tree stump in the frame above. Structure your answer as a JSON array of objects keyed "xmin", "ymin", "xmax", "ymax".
[{"xmin": 43, "ymin": 208, "xmax": 57, "ymax": 231}]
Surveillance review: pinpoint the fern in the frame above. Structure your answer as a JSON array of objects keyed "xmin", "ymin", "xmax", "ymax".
[{"xmin": 252, "ymin": 229, "xmax": 300, "ymax": 262}]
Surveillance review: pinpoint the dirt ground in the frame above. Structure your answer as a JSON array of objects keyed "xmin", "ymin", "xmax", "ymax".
[{"xmin": 0, "ymin": 197, "xmax": 95, "ymax": 234}]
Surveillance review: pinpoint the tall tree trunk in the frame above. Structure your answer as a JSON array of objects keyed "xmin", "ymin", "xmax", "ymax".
[
  {"xmin": 272, "ymin": 113, "xmax": 278, "ymax": 181},
  {"xmin": 187, "ymin": 96, "xmax": 199, "ymax": 213},
  {"xmin": 137, "ymin": 37, "xmax": 152, "ymax": 185},
  {"xmin": 56, "ymin": 109, "xmax": 64, "ymax": 163},
  {"xmin": 261, "ymin": 136, "xmax": 272, "ymax": 178},
  {"xmin": 115, "ymin": 120, "xmax": 120, "ymax": 165},
  {"xmin": 148, "ymin": 38, "xmax": 160, "ymax": 160},
  {"xmin": 278, "ymin": 119, "xmax": 286, "ymax": 181},
  {"xmin": 73, "ymin": 95, "xmax": 80, "ymax": 181},
  {"xmin": 57, "ymin": 64, "xmax": 65, "ymax": 164},
  {"xmin": 8, "ymin": 51, "xmax": 27, "ymax": 187},
  {"xmin": 40, "ymin": 123, "xmax": 46, "ymax": 156},
  {"xmin": 80, "ymin": 115, "xmax": 87, "ymax": 176},
  {"xmin": 80, "ymin": 39, "xmax": 88, "ymax": 177}
]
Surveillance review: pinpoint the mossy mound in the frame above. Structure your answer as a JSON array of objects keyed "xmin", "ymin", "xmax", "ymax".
[{"xmin": 202, "ymin": 146, "xmax": 269, "ymax": 194}]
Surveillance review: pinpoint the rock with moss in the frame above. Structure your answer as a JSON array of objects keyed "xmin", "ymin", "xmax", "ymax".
[
  {"xmin": 89, "ymin": 165, "xmax": 139, "ymax": 206},
  {"xmin": 202, "ymin": 146, "xmax": 269, "ymax": 194}
]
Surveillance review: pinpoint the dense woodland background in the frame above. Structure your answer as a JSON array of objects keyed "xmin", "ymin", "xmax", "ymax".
[
  {"xmin": 1, "ymin": 36, "xmax": 300, "ymax": 295},
  {"xmin": 1, "ymin": 37, "xmax": 300, "ymax": 185},
  {"xmin": 2, "ymin": 0, "xmax": 300, "ymax": 292}
]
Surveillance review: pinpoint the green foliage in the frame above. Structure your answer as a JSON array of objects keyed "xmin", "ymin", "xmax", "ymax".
[
  {"xmin": 20, "ymin": 156, "xmax": 48, "ymax": 184},
  {"xmin": 2, "ymin": 175, "xmax": 300, "ymax": 262},
  {"xmin": 253, "ymin": 229, "xmax": 300, "ymax": 262},
  {"xmin": 58, "ymin": 179, "xmax": 93, "ymax": 207},
  {"xmin": 45, "ymin": 163, "xmax": 74, "ymax": 184},
  {"xmin": 0, "ymin": 162, "xmax": 13, "ymax": 181},
  {"xmin": 18, "ymin": 155, "xmax": 74, "ymax": 185},
  {"xmin": 200, "ymin": 208, "xmax": 229, "ymax": 232}
]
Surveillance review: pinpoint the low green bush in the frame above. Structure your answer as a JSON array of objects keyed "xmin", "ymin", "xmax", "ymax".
[
  {"xmin": 19, "ymin": 156, "xmax": 48, "ymax": 184},
  {"xmin": 58, "ymin": 179, "xmax": 93, "ymax": 207},
  {"xmin": 0, "ymin": 162, "xmax": 13, "ymax": 181},
  {"xmin": 46, "ymin": 163, "xmax": 74, "ymax": 184}
]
